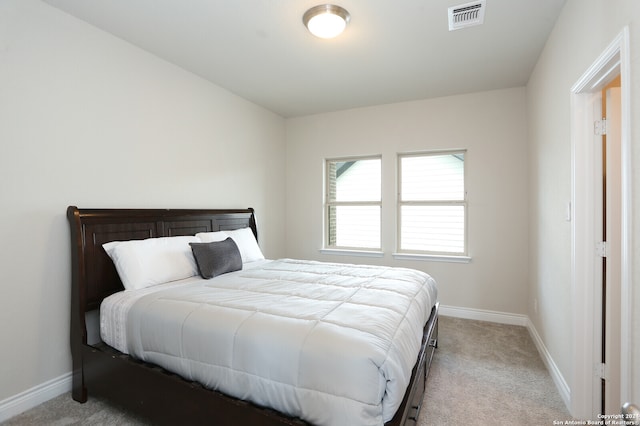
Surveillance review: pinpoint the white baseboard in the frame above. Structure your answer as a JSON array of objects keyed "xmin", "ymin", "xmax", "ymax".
[
  {"xmin": 526, "ymin": 317, "xmax": 572, "ymax": 410},
  {"xmin": 440, "ymin": 304, "xmax": 571, "ymax": 413},
  {"xmin": 0, "ymin": 372, "xmax": 72, "ymax": 423},
  {"xmin": 439, "ymin": 304, "xmax": 528, "ymax": 326}
]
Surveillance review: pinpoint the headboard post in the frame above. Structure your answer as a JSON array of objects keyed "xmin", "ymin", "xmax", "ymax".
[
  {"xmin": 248, "ymin": 207, "xmax": 257, "ymax": 241},
  {"xmin": 67, "ymin": 206, "xmax": 88, "ymax": 401}
]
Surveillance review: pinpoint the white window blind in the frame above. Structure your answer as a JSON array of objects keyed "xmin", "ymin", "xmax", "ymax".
[
  {"xmin": 325, "ymin": 157, "xmax": 381, "ymax": 250},
  {"xmin": 398, "ymin": 151, "xmax": 467, "ymax": 255}
]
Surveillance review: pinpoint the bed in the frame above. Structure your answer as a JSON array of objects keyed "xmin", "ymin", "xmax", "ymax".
[{"xmin": 67, "ymin": 206, "xmax": 438, "ymax": 426}]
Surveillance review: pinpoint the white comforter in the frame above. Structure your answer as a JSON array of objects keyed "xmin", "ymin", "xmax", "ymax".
[{"xmin": 101, "ymin": 259, "xmax": 437, "ymax": 426}]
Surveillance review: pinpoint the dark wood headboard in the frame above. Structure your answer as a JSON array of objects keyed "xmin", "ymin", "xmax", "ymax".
[{"xmin": 66, "ymin": 207, "xmax": 257, "ymax": 312}]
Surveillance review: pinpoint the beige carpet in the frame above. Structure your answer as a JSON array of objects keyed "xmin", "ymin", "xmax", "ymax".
[
  {"xmin": 419, "ymin": 316, "xmax": 571, "ymax": 425},
  {"xmin": 3, "ymin": 316, "xmax": 571, "ymax": 425}
]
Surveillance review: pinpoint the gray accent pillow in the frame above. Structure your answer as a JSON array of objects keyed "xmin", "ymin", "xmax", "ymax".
[{"xmin": 189, "ymin": 238, "xmax": 242, "ymax": 279}]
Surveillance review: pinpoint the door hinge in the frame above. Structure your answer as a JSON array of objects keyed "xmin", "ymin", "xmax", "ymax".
[
  {"xmin": 594, "ymin": 119, "xmax": 607, "ymax": 136},
  {"xmin": 596, "ymin": 241, "xmax": 608, "ymax": 258},
  {"xmin": 594, "ymin": 363, "xmax": 608, "ymax": 379}
]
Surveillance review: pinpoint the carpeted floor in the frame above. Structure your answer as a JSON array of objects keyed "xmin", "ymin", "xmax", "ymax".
[
  {"xmin": 3, "ymin": 316, "xmax": 571, "ymax": 425},
  {"xmin": 419, "ymin": 316, "xmax": 571, "ymax": 425}
]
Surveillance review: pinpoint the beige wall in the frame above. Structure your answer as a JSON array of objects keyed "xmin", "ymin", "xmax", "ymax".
[
  {"xmin": 285, "ymin": 88, "xmax": 530, "ymax": 316},
  {"xmin": 527, "ymin": 0, "xmax": 640, "ymax": 410},
  {"xmin": 0, "ymin": 0, "xmax": 286, "ymax": 401}
]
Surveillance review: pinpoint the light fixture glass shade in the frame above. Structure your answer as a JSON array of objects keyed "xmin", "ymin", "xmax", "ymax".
[{"xmin": 303, "ymin": 5, "xmax": 350, "ymax": 39}]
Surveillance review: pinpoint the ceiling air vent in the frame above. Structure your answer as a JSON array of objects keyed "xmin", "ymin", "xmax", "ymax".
[{"xmin": 448, "ymin": 0, "xmax": 486, "ymax": 31}]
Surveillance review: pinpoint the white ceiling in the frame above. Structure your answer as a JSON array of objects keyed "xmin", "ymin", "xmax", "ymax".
[{"xmin": 42, "ymin": 0, "xmax": 566, "ymax": 117}]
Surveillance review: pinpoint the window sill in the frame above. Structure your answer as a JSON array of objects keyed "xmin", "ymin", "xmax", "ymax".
[
  {"xmin": 319, "ymin": 249, "xmax": 384, "ymax": 258},
  {"xmin": 392, "ymin": 253, "xmax": 472, "ymax": 263}
]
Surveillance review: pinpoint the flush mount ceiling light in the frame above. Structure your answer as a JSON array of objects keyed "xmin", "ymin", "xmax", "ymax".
[{"xmin": 303, "ymin": 4, "xmax": 351, "ymax": 39}]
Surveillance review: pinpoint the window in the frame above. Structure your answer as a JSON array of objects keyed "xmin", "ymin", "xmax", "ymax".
[
  {"xmin": 325, "ymin": 156, "xmax": 381, "ymax": 250},
  {"xmin": 398, "ymin": 151, "xmax": 467, "ymax": 256}
]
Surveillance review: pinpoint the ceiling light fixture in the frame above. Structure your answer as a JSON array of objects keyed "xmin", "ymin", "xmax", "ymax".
[{"xmin": 303, "ymin": 4, "xmax": 351, "ymax": 39}]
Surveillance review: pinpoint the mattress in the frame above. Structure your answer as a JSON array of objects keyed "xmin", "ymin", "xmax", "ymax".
[{"xmin": 100, "ymin": 258, "xmax": 437, "ymax": 426}]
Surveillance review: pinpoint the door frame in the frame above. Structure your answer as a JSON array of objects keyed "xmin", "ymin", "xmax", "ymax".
[{"xmin": 570, "ymin": 27, "xmax": 631, "ymax": 419}]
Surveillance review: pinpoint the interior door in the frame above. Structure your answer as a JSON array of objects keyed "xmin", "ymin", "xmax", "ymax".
[{"xmin": 603, "ymin": 85, "xmax": 622, "ymax": 415}]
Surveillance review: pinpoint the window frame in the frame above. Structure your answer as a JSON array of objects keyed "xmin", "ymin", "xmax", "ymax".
[
  {"xmin": 396, "ymin": 150, "xmax": 469, "ymax": 259},
  {"xmin": 323, "ymin": 155, "xmax": 382, "ymax": 253}
]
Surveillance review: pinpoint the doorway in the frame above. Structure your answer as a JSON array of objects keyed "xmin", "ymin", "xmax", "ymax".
[
  {"xmin": 570, "ymin": 28, "xmax": 631, "ymax": 420},
  {"xmin": 599, "ymin": 79, "xmax": 622, "ymax": 416}
]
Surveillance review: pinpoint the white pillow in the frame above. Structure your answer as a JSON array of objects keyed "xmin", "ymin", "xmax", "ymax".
[
  {"xmin": 225, "ymin": 227, "xmax": 265, "ymax": 262},
  {"xmin": 194, "ymin": 230, "xmax": 229, "ymax": 243},
  {"xmin": 103, "ymin": 236, "xmax": 199, "ymax": 291},
  {"xmin": 198, "ymin": 227, "xmax": 264, "ymax": 263}
]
